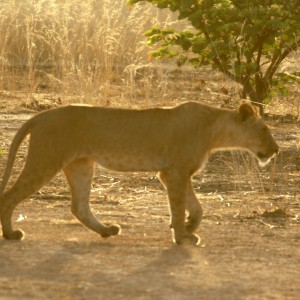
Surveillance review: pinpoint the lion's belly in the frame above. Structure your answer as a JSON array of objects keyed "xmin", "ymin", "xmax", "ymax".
[{"xmin": 93, "ymin": 152, "xmax": 167, "ymax": 172}]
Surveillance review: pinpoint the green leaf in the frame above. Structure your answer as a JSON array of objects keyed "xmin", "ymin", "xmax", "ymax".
[
  {"xmin": 189, "ymin": 57, "xmax": 201, "ymax": 67},
  {"xmin": 188, "ymin": 10, "xmax": 204, "ymax": 29},
  {"xmin": 245, "ymin": 63, "xmax": 258, "ymax": 75},
  {"xmin": 147, "ymin": 34, "xmax": 163, "ymax": 45},
  {"xmin": 177, "ymin": 54, "xmax": 188, "ymax": 66},
  {"xmin": 276, "ymin": 72, "xmax": 300, "ymax": 83},
  {"xmin": 162, "ymin": 28, "xmax": 176, "ymax": 35},
  {"xmin": 176, "ymin": 34, "xmax": 192, "ymax": 51},
  {"xmin": 192, "ymin": 39, "xmax": 207, "ymax": 54},
  {"xmin": 234, "ymin": 62, "xmax": 244, "ymax": 76},
  {"xmin": 145, "ymin": 27, "xmax": 162, "ymax": 37}
]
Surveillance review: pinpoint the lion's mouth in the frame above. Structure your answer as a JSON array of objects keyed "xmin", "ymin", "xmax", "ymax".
[
  {"xmin": 256, "ymin": 151, "xmax": 277, "ymax": 167},
  {"xmin": 257, "ymin": 152, "xmax": 268, "ymax": 160}
]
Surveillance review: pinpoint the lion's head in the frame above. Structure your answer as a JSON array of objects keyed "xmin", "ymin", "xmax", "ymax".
[{"xmin": 236, "ymin": 103, "xmax": 279, "ymax": 167}]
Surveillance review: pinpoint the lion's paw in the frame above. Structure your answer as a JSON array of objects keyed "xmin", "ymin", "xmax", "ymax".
[
  {"xmin": 174, "ymin": 232, "xmax": 201, "ymax": 246},
  {"xmin": 2, "ymin": 229, "xmax": 24, "ymax": 240},
  {"xmin": 100, "ymin": 224, "xmax": 121, "ymax": 238}
]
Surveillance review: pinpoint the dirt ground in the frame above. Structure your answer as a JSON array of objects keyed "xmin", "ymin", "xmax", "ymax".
[{"xmin": 0, "ymin": 95, "xmax": 299, "ymax": 300}]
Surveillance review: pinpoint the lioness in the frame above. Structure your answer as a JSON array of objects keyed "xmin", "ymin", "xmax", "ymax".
[{"xmin": 0, "ymin": 102, "xmax": 278, "ymax": 244}]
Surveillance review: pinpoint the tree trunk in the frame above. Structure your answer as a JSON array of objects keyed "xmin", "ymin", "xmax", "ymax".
[{"xmin": 241, "ymin": 76, "xmax": 269, "ymax": 117}]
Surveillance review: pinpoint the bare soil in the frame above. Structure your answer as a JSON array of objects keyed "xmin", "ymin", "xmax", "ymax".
[{"xmin": 0, "ymin": 95, "xmax": 299, "ymax": 300}]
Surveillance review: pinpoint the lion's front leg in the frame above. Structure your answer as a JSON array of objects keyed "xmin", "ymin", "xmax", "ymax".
[
  {"xmin": 64, "ymin": 158, "xmax": 120, "ymax": 238},
  {"xmin": 158, "ymin": 171, "xmax": 200, "ymax": 245},
  {"xmin": 185, "ymin": 180, "xmax": 203, "ymax": 234}
]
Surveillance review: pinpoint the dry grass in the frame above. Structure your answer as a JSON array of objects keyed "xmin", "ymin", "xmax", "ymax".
[{"xmin": 0, "ymin": 0, "xmax": 181, "ymax": 102}]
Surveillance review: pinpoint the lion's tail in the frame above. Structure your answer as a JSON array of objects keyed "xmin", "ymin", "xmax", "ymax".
[{"xmin": 0, "ymin": 119, "xmax": 33, "ymax": 195}]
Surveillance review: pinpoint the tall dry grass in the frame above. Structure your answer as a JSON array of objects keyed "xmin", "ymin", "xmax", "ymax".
[{"xmin": 0, "ymin": 0, "xmax": 179, "ymax": 103}]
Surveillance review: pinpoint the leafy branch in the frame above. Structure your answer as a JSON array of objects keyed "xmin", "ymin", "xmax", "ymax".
[{"xmin": 128, "ymin": 0, "xmax": 300, "ymax": 113}]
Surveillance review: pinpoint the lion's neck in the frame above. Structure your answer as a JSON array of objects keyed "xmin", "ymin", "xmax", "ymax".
[{"xmin": 209, "ymin": 110, "xmax": 243, "ymax": 152}]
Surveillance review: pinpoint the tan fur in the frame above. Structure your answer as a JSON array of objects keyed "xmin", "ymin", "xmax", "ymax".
[{"xmin": 0, "ymin": 102, "xmax": 279, "ymax": 244}]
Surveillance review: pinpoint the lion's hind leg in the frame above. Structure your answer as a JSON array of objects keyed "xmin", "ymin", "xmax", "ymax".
[
  {"xmin": 63, "ymin": 158, "xmax": 120, "ymax": 238},
  {"xmin": 0, "ymin": 183, "xmax": 27, "ymax": 239},
  {"xmin": 1, "ymin": 161, "xmax": 59, "ymax": 240}
]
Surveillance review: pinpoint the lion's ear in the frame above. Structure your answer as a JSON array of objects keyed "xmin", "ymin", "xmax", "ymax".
[{"xmin": 237, "ymin": 103, "xmax": 257, "ymax": 121}]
